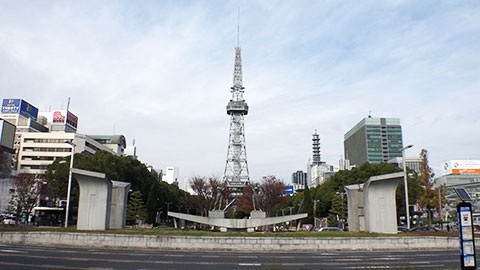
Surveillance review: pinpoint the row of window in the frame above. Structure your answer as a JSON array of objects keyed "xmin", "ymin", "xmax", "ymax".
[
  {"xmin": 19, "ymin": 165, "xmax": 49, "ymax": 170},
  {"xmin": 21, "ymin": 156, "xmax": 56, "ymax": 161},
  {"xmin": 23, "ymin": 138, "xmax": 73, "ymax": 144},
  {"xmin": 22, "ymin": 147, "xmax": 72, "ymax": 152}
]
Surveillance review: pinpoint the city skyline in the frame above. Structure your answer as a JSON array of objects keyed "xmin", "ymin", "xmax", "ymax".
[{"xmin": 1, "ymin": 1, "xmax": 479, "ymax": 185}]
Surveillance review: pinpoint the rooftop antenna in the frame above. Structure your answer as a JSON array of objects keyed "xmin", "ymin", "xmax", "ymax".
[
  {"xmin": 237, "ymin": 7, "xmax": 240, "ymax": 47},
  {"xmin": 368, "ymin": 110, "xmax": 372, "ymax": 118},
  {"xmin": 66, "ymin": 97, "xmax": 71, "ymax": 112}
]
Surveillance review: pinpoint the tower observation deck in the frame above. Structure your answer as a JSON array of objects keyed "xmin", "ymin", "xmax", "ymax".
[{"xmin": 223, "ymin": 47, "xmax": 250, "ymax": 188}]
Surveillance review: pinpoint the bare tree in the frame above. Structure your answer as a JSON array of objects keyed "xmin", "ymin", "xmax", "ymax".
[
  {"xmin": 6, "ymin": 174, "xmax": 43, "ymax": 224},
  {"xmin": 237, "ymin": 176, "xmax": 287, "ymax": 217},
  {"xmin": 258, "ymin": 175, "xmax": 287, "ymax": 217}
]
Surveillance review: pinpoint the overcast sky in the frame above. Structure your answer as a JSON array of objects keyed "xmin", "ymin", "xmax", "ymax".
[{"xmin": 1, "ymin": 1, "xmax": 479, "ymax": 186}]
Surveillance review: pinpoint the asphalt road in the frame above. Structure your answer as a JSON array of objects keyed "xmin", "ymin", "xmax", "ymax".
[{"xmin": 0, "ymin": 243, "xmax": 461, "ymax": 270}]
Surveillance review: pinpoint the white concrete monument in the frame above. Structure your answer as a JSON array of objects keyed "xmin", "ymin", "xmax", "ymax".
[
  {"xmin": 72, "ymin": 168, "xmax": 131, "ymax": 230},
  {"xmin": 345, "ymin": 172, "xmax": 404, "ymax": 234},
  {"xmin": 109, "ymin": 181, "xmax": 131, "ymax": 229},
  {"xmin": 72, "ymin": 168, "xmax": 112, "ymax": 230}
]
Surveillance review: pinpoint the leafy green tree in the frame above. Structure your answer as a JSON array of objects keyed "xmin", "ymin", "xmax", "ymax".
[
  {"xmin": 145, "ymin": 181, "xmax": 161, "ymax": 224},
  {"xmin": 127, "ymin": 191, "xmax": 147, "ymax": 224},
  {"xmin": 231, "ymin": 208, "xmax": 249, "ymax": 219},
  {"xmin": 45, "ymin": 151, "xmax": 156, "ymax": 203},
  {"xmin": 328, "ymin": 193, "xmax": 347, "ymax": 227},
  {"xmin": 313, "ymin": 162, "xmax": 401, "ymax": 218},
  {"xmin": 301, "ymin": 186, "xmax": 313, "ymax": 223},
  {"xmin": 395, "ymin": 168, "xmax": 423, "ymax": 224}
]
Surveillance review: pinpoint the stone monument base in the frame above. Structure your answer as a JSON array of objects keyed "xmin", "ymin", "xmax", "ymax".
[
  {"xmin": 249, "ymin": 210, "xmax": 266, "ymax": 219},
  {"xmin": 208, "ymin": 210, "xmax": 225, "ymax": 218}
]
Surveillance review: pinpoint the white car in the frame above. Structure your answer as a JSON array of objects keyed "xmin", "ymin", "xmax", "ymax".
[{"xmin": 2, "ymin": 217, "xmax": 16, "ymax": 225}]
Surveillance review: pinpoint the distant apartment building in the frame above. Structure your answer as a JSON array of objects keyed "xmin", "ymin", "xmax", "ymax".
[
  {"xmin": 344, "ymin": 117, "xmax": 404, "ymax": 167},
  {"xmin": 388, "ymin": 157, "xmax": 422, "ymax": 174},
  {"xmin": 163, "ymin": 167, "xmax": 179, "ymax": 185},
  {"xmin": 291, "ymin": 170, "xmax": 307, "ymax": 187}
]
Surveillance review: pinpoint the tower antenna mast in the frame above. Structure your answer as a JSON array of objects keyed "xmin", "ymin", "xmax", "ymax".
[
  {"xmin": 224, "ymin": 7, "xmax": 250, "ymax": 193},
  {"xmin": 237, "ymin": 7, "xmax": 240, "ymax": 47}
]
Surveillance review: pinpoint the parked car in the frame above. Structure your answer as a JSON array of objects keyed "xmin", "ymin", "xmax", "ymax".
[
  {"xmin": 397, "ymin": 226, "xmax": 409, "ymax": 233},
  {"xmin": 318, "ymin": 227, "xmax": 343, "ymax": 232},
  {"xmin": 408, "ymin": 226, "xmax": 439, "ymax": 232},
  {"xmin": 2, "ymin": 216, "xmax": 16, "ymax": 225}
]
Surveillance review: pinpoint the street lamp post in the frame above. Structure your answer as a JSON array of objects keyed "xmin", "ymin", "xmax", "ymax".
[
  {"xmin": 65, "ymin": 142, "xmax": 76, "ymax": 228},
  {"xmin": 402, "ymin": 144, "xmax": 413, "ymax": 230}
]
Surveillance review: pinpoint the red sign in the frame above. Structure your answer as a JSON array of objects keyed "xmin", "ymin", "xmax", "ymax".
[{"xmin": 53, "ymin": 111, "xmax": 65, "ymax": 123}]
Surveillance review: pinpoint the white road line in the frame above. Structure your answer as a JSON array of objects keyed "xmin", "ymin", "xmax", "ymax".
[
  {"xmin": 0, "ymin": 249, "xmax": 28, "ymax": 254},
  {"xmin": 238, "ymin": 263, "xmax": 261, "ymax": 266}
]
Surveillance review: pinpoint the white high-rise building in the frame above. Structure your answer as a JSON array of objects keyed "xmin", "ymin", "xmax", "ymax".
[{"xmin": 163, "ymin": 167, "xmax": 179, "ymax": 185}]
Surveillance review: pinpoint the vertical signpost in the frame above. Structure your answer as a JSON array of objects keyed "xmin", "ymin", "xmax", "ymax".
[{"xmin": 455, "ymin": 188, "xmax": 477, "ymax": 270}]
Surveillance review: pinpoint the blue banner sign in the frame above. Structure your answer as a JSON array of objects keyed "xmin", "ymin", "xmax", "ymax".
[
  {"xmin": 284, "ymin": 185, "xmax": 294, "ymax": 195},
  {"xmin": 1, "ymin": 99, "xmax": 38, "ymax": 121}
]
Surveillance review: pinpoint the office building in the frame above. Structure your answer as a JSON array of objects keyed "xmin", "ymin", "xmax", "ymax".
[
  {"xmin": 163, "ymin": 167, "xmax": 179, "ymax": 185},
  {"xmin": 344, "ymin": 117, "xmax": 403, "ymax": 167},
  {"xmin": 88, "ymin": 135, "xmax": 127, "ymax": 156},
  {"xmin": 16, "ymin": 132, "xmax": 114, "ymax": 175},
  {"xmin": 291, "ymin": 170, "xmax": 307, "ymax": 186},
  {"xmin": 388, "ymin": 157, "xmax": 422, "ymax": 174}
]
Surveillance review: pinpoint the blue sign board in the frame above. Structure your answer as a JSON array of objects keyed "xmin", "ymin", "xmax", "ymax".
[
  {"xmin": 284, "ymin": 185, "xmax": 294, "ymax": 195},
  {"xmin": 2, "ymin": 99, "xmax": 20, "ymax": 113},
  {"xmin": 2, "ymin": 99, "xmax": 38, "ymax": 121}
]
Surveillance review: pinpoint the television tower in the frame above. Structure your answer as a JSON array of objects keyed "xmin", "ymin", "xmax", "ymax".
[
  {"xmin": 223, "ymin": 10, "xmax": 250, "ymax": 189},
  {"xmin": 312, "ymin": 130, "xmax": 321, "ymax": 165}
]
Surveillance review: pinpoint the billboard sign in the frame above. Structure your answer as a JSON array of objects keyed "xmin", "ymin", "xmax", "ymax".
[
  {"xmin": 1, "ymin": 99, "xmax": 38, "ymax": 121},
  {"xmin": 2, "ymin": 99, "xmax": 20, "ymax": 113},
  {"xmin": 50, "ymin": 110, "xmax": 78, "ymax": 130},
  {"xmin": 284, "ymin": 185, "xmax": 294, "ymax": 195},
  {"xmin": 442, "ymin": 160, "xmax": 480, "ymax": 176},
  {"xmin": 66, "ymin": 111, "xmax": 78, "ymax": 128}
]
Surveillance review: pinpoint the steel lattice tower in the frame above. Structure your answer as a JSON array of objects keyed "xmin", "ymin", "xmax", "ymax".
[{"xmin": 223, "ymin": 46, "xmax": 250, "ymax": 189}]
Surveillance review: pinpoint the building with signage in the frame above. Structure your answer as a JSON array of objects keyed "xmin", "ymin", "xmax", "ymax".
[
  {"xmin": 433, "ymin": 160, "xmax": 480, "ymax": 225},
  {"xmin": 16, "ymin": 132, "xmax": 114, "ymax": 175},
  {"xmin": 38, "ymin": 110, "xmax": 78, "ymax": 133},
  {"xmin": 1, "ymin": 99, "xmax": 49, "ymax": 172},
  {"xmin": 344, "ymin": 117, "xmax": 403, "ymax": 167}
]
